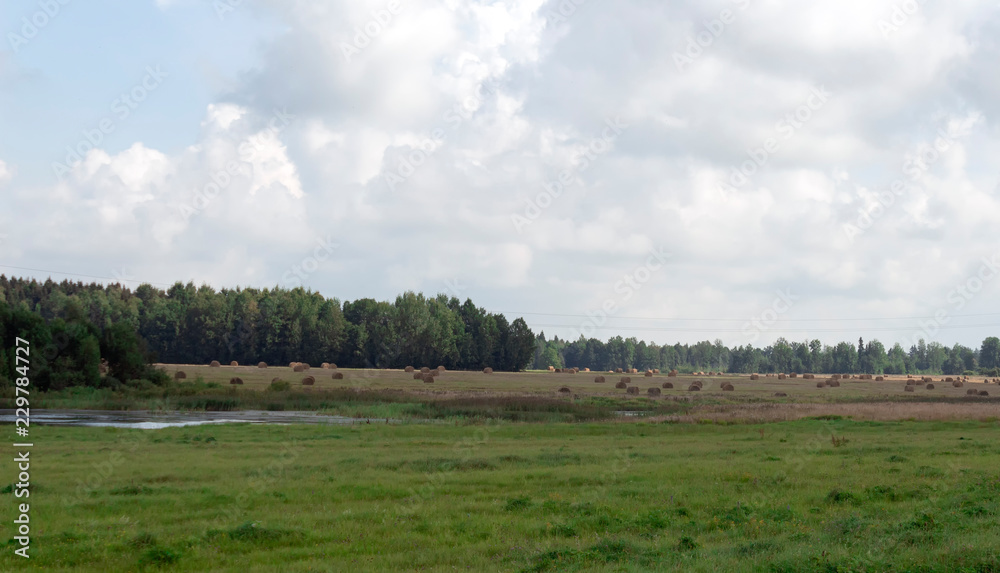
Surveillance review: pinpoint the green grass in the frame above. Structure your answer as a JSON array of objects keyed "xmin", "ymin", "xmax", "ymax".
[{"xmin": 5, "ymin": 419, "xmax": 1000, "ymax": 571}]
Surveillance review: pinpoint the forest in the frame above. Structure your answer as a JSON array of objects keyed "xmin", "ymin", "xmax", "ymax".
[{"xmin": 2, "ymin": 275, "xmax": 999, "ymax": 391}]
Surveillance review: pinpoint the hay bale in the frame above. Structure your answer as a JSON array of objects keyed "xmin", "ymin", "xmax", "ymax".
[
  {"xmin": 554, "ymin": 368, "xmax": 562, "ymax": 373},
  {"xmin": 430, "ymin": 369, "xmax": 440, "ymax": 376},
  {"xmin": 437, "ymin": 366, "xmax": 446, "ymax": 373},
  {"xmin": 803, "ymin": 374, "xmax": 815, "ymax": 380},
  {"xmin": 688, "ymin": 384, "xmax": 701, "ymax": 391},
  {"xmin": 653, "ymin": 369, "xmax": 660, "ymax": 374},
  {"xmin": 789, "ymin": 373, "xmax": 798, "ymax": 378},
  {"xmin": 829, "ymin": 380, "xmax": 841, "ymax": 387},
  {"xmin": 626, "ymin": 386, "xmax": 640, "ymax": 395},
  {"xmin": 321, "ymin": 363, "xmax": 329, "ymax": 369},
  {"xmin": 302, "ymin": 376, "xmax": 315, "ymax": 386},
  {"xmin": 967, "ymin": 389, "xmax": 979, "ymax": 395},
  {"xmin": 615, "ymin": 368, "xmax": 624, "ymax": 374},
  {"xmin": 229, "ymin": 377, "xmax": 243, "ymax": 385},
  {"xmin": 631, "ymin": 368, "xmax": 638, "ymax": 374},
  {"xmin": 904, "ymin": 385, "xmax": 915, "ymax": 392},
  {"xmin": 831, "ymin": 374, "xmax": 841, "ymax": 380},
  {"xmin": 328, "ymin": 363, "xmax": 337, "ymax": 370},
  {"xmin": 210, "ymin": 360, "xmax": 221, "ymax": 367},
  {"xmin": 413, "ymin": 372, "xmax": 423, "ymax": 380},
  {"xmin": 230, "ymin": 361, "xmax": 238, "ymax": 367},
  {"xmin": 692, "ymin": 380, "xmax": 704, "ymax": 388},
  {"xmin": 778, "ymin": 374, "xmax": 786, "ymax": 380},
  {"xmin": 615, "ymin": 381, "xmax": 627, "ymax": 389},
  {"xmin": 722, "ymin": 383, "xmax": 735, "ymax": 391},
  {"xmin": 906, "ymin": 380, "xmax": 916, "ymax": 386},
  {"xmin": 979, "ymin": 391, "xmax": 990, "ymax": 397},
  {"xmin": 405, "ymin": 366, "xmax": 414, "ymax": 373},
  {"xmin": 926, "ymin": 383, "xmax": 935, "ymax": 390},
  {"xmin": 548, "ymin": 366, "xmax": 555, "ymax": 372},
  {"xmin": 332, "ymin": 372, "xmax": 345, "ymax": 380},
  {"xmin": 953, "ymin": 381, "xmax": 964, "ymax": 387},
  {"xmin": 875, "ymin": 376, "xmax": 884, "ymax": 381},
  {"xmin": 421, "ymin": 367, "xmax": 431, "ymax": 374},
  {"xmin": 293, "ymin": 365, "xmax": 305, "ymax": 373},
  {"xmin": 662, "ymin": 382, "xmax": 674, "ymax": 389},
  {"xmin": 423, "ymin": 375, "xmax": 435, "ymax": 384},
  {"xmin": 668, "ymin": 370, "xmax": 678, "ymax": 377},
  {"xmin": 584, "ymin": 368, "xmax": 591, "ymax": 372},
  {"xmin": 573, "ymin": 368, "xmax": 580, "ymax": 373},
  {"xmin": 288, "ymin": 362, "xmax": 298, "ymax": 369},
  {"xmin": 174, "ymin": 371, "xmax": 187, "ymax": 380},
  {"xmin": 945, "ymin": 377, "xmax": 954, "ymax": 383},
  {"xmin": 816, "ymin": 381, "xmax": 826, "ymax": 388},
  {"xmin": 774, "ymin": 392, "xmax": 788, "ymax": 397},
  {"xmin": 644, "ymin": 371, "xmax": 653, "ymax": 377},
  {"xmin": 620, "ymin": 377, "xmax": 632, "ymax": 385},
  {"xmin": 258, "ymin": 362, "xmax": 268, "ymax": 368},
  {"xmin": 558, "ymin": 387, "xmax": 571, "ymax": 394},
  {"xmin": 750, "ymin": 374, "xmax": 759, "ymax": 381},
  {"xmin": 648, "ymin": 387, "xmax": 662, "ymax": 396},
  {"xmin": 594, "ymin": 376, "xmax": 606, "ymax": 383},
  {"xmin": 483, "ymin": 367, "xmax": 493, "ymax": 374},
  {"xmin": 923, "ymin": 377, "xmax": 933, "ymax": 383}
]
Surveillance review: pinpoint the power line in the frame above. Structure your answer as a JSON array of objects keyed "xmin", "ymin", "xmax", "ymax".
[
  {"xmin": 523, "ymin": 322, "xmax": 1000, "ymax": 334},
  {"xmin": 507, "ymin": 310, "xmax": 1000, "ymax": 323},
  {"xmin": 0, "ymin": 265, "xmax": 177, "ymax": 288}
]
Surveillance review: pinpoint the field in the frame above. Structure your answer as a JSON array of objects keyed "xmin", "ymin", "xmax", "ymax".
[{"xmin": 5, "ymin": 419, "xmax": 1000, "ymax": 571}]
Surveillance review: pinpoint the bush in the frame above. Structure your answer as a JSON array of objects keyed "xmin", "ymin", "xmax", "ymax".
[{"xmin": 267, "ymin": 380, "xmax": 291, "ymax": 392}]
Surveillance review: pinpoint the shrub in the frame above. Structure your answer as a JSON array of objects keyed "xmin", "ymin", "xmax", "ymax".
[{"xmin": 267, "ymin": 380, "xmax": 291, "ymax": 392}]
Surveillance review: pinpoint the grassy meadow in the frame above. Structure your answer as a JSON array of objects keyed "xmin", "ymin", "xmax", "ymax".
[{"xmin": 5, "ymin": 419, "xmax": 1000, "ymax": 571}]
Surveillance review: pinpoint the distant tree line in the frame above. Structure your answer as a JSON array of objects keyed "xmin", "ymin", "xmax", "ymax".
[
  {"xmin": 532, "ymin": 334, "xmax": 1000, "ymax": 377},
  {"xmin": 0, "ymin": 276, "xmax": 537, "ymax": 390}
]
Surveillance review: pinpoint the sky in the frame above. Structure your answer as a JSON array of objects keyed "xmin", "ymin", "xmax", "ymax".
[{"xmin": 1, "ymin": 0, "xmax": 999, "ymax": 350}]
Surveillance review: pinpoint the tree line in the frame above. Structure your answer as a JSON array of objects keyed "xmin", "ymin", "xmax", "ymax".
[
  {"xmin": 532, "ymin": 334, "xmax": 1000, "ymax": 376},
  {"xmin": 0, "ymin": 276, "xmax": 537, "ymax": 390}
]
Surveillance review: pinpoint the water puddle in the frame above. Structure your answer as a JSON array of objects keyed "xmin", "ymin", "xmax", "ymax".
[{"xmin": 0, "ymin": 410, "xmax": 388, "ymax": 429}]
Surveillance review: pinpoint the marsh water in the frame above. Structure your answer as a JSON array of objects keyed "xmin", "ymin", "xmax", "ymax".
[{"xmin": 0, "ymin": 409, "xmax": 386, "ymax": 429}]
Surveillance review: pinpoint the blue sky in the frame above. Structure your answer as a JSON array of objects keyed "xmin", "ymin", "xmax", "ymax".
[{"xmin": 1, "ymin": 0, "xmax": 999, "ymax": 349}]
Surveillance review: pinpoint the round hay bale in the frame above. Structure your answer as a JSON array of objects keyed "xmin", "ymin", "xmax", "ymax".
[
  {"xmin": 321, "ymin": 363, "xmax": 330, "ymax": 369},
  {"xmin": 404, "ymin": 366, "xmax": 414, "ymax": 373},
  {"xmin": 558, "ymin": 387, "xmax": 571, "ymax": 394},
  {"xmin": 620, "ymin": 377, "xmax": 632, "ymax": 384},
  {"xmin": 328, "ymin": 363, "xmax": 337, "ymax": 370},
  {"xmin": 906, "ymin": 380, "xmax": 916, "ymax": 386},
  {"xmin": 692, "ymin": 380, "xmax": 704, "ymax": 388},
  {"xmin": 584, "ymin": 368, "xmax": 591, "ymax": 372},
  {"xmin": 420, "ymin": 367, "xmax": 431, "ymax": 374},
  {"xmin": 615, "ymin": 368, "xmax": 624, "ymax": 374},
  {"xmin": 644, "ymin": 371, "xmax": 653, "ymax": 377},
  {"xmin": 258, "ymin": 362, "xmax": 268, "ymax": 368},
  {"xmin": 209, "ymin": 360, "xmax": 221, "ymax": 367},
  {"xmin": 332, "ymin": 372, "xmax": 344, "ymax": 380},
  {"xmin": 816, "ymin": 381, "xmax": 827, "ymax": 388},
  {"xmin": 483, "ymin": 367, "xmax": 493, "ymax": 374},
  {"xmin": 688, "ymin": 384, "xmax": 701, "ymax": 391},
  {"xmin": 293, "ymin": 365, "xmax": 305, "ymax": 373},
  {"xmin": 230, "ymin": 361, "xmax": 238, "ymax": 367},
  {"xmin": 749, "ymin": 374, "xmax": 759, "ymax": 380},
  {"xmin": 648, "ymin": 387, "xmax": 662, "ymax": 396},
  {"xmin": 804, "ymin": 374, "xmax": 815, "ymax": 380},
  {"xmin": 945, "ymin": 377, "xmax": 954, "ymax": 383},
  {"xmin": 979, "ymin": 391, "xmax": 990, "ymax": 397},
  {"xmin": 904, "ymin": 385, "xmax": 915, "ymax": 392},
  {"xmin": 653, "ymin": 369, "xmax": 660, "ymax": 374},
  {"xmin": 828, "ymin": 380, "xmax": 841, "ymax": 387},
  {"xmin": 594, "ymin": 376, "xmax": 606, "ymax": 383},
  {"xmin": 437, "ymin": 366, "xmax": 446, "ymax": 373},
  {"xmin": 626, "ymin": 386, "xmax": 640, "ymax": 395},
  {"xmin": 572, "ymin": 368, "xmax": 580, "ymax": 373},
  {"xmin": 288, "ymin": 362, "xmax": 298, "ymax": 369},
  {"xmin": 423, "ymin": 375, "xmax": 435, "ymax": 384},
  {"xmin": 832, "ymin": 374, "xmax": 841, "ymax": 380},
  {"xmin": 778, "ymin": 374, "xmax": 786, "ymax": 380},
  {"xmin": 926, "ymin": 383, "xmax": 935, "ymax": 390},
  {"xmin": 631, "ymin": 368, "xmax": 638, "ymax": 374},
  {"xmin": 668, "ymin": 370, "xmax": 678, "ymax": 377},
  {"xmin": 301, "ymin": 363, "xmax": 311, "ymax": 370},
  {"xmin": 953, "ymin": 381, "xmax": 964, "ymax": 387},
  {"xmin": 722, "ymin": 383, "xmax": 735, "ymax": 391},
  {"xmin": 615, "ymin": 381, "xmax": 627, "ymax": 389},
  {"xmin": 230, "ymin": 377, "xmax": 243, "ymax": 385},
  {"xmin": 302, "ymin": 376, "xmax": 315, "ymax": 386},
  {"xmin": 875, "ymin": 376, "xmax": 884, "ymax": 381},
  {"xmin": 967, "ymin": 389, "xmax": 979, "ymax": 395},
  {"xmin": 554, "ymin": 368, "xmax": 562, "ymax": 373},
  {"xmin": 774, "ymin": 392, "xmax": 788, "ymax": 397},
  {"xmin": 923, "ymin": 377, "xmax": 933, "ymax": 383},
  {"xmin": 662, "ymin": 382, "xmax": 674, "ymax": 389},
  {"xmin": 548, "ymin": 366, "xmax": 555, "ymax": 372},
  {"xmin": 174, "ymin": 371, "xmax": 187, "ymax": 380},
  {"xmin": 430, "ymin": 369, "xmax": 440, "ymax": 376},
  {"xmin": 413, "ymin": 372, "xmax": 423, "ymax": 380}
]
